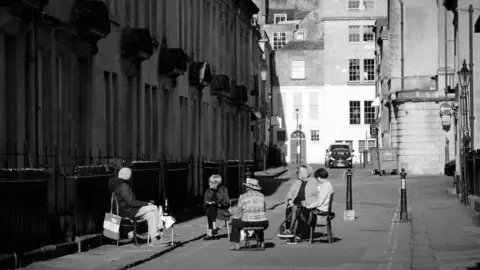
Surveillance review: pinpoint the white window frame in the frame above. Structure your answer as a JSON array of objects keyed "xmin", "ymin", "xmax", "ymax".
[
  {"xmin": 274, "ymin": 14, "xmax": 287, "ymax": 24},
  {"xmin": 273, "ymin": 32, "xmax": 287, "ymax": 50},
  {"xmin": 363, "ymin": 25, "xmax": 374, "ymax": 42},
  {"xmin": 349, "ymin": 59, "xmax": 361, "ymax": 82},
  {"xmin": 349, "ymin": 101, "xmax": 361, "ymax": 125},
  {"xmin": 310, "ymin": 130, "xmax": 320, "ymax": 142},
  {"xmin": 349, "ymin": 25, "xmax": 360, "ymax": 42},
  {"xmin": 364, "ymin": 0, "xmax": 375, "ymax": 10},
  {"xmin": 291, "ymin": 60, "xmax": 306, "ymax": 80},
  {"xmin": 363, "ymin": 58, "xmax": 375, "ymax": 82},
  {"xmin": 296, "ymin": 31, "xmax": 305, "ymax": 41},
  {"xmin": 348, "ymin": 0, "xmax": 360, "ymax": 10},
  {"xmin": 277, "ymin": 130, "xmax": 286, "ymax": 142},
  {"xmin": 364, "ymin": 100, "xmax": 375, "ymax": 124}
]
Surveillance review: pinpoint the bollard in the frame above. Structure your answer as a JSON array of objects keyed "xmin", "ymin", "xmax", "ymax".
[
  {"xmin": 399, "ymin": 168, "xmax": 408, "ymax": 221},
  {"xmin": 343, "ymin": 168, "xmax": 355, "ymax": 221}
]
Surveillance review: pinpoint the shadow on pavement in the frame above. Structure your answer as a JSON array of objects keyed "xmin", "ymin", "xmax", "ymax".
[
  {"xmin": 467, "ymin": 262, "xmax": 480, "ymax": 269},
  {"xmin": 312, "ymin": 236, "xmax": 342, "ymax": 244},
  {"xmin": 257, "ymin": 177, "xmax": 292, "ymax": 197}
]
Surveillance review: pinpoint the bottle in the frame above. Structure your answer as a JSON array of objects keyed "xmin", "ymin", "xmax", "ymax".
[{"xmin": 163, "ymin": 198, "xmax": 169, "ymax": 216}]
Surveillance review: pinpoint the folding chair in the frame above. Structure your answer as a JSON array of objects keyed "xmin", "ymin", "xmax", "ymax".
[
  {"xmin": 309, "ymin": 193, "xmax": 335, "ymax": 244},
  {"xmin": 110, "ymin": 193, "xmax": 149, "ymax": 246}
]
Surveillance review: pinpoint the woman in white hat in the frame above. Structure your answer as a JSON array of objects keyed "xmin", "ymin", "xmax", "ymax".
[
  {"xmin": 229, "ymin": 178, "xmax": 269, "ymax": 250},
  {"xmin": 109, "ymin": 167, "xmax": 164, "ymax": 245}
]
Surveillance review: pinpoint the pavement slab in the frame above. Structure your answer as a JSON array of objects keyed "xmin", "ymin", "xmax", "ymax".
[{"xmin": 17, "ymin": 166, "xmax": 480, "ymax": 270}]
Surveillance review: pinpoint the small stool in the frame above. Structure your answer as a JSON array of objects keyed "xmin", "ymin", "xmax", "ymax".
[{"xmin": 241, "ymin": 227, "xmax": 265, "ymax": 251}]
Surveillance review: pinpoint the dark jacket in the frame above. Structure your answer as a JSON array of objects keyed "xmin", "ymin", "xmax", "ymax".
[
  {"xmin": 204, "ymin": 185, "xmax": 230, "ymax": 220},
  {"xmin": 109, "ymin": 178, "xmax": 148, "ymax": 218}
]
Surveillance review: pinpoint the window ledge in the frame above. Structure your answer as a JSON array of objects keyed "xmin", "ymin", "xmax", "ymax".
[
  {"xmin": 291, "ymin": 78, "xmax": 306, "ymax": 81},
  {"xmin": 347, "ymin": 81, "xmax": 375, "ymax": 86}
]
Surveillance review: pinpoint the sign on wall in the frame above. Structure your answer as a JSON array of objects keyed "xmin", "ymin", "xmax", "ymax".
[{"xmin": 439, "ymin": 102, "xmax": 451, "ymax": 127}]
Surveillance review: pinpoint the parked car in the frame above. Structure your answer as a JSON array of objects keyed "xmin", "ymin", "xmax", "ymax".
[
  {"xmin": 444, "ymin": 159, "xmax": 455, "ymax": 176},
  {"xmin": 325, "ymin": 143, "xmax": 353, "ymax": 167},
  {"xmin": 326, "ymin": 147, "xmax": 354, "ymax": 169}
]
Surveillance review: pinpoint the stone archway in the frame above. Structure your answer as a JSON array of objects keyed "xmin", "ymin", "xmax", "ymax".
[{"xmin": 290, "ymin": 131, "xmax": 306, "ymax": 164}]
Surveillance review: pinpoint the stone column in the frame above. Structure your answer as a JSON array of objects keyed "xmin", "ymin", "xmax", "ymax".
[{"xmin": 396, "ymin": 102, "xmax": 442, "ymax": 174}]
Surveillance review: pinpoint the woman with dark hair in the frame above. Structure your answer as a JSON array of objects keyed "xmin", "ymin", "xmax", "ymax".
[{"xmin": 203, "ymin": 174, "xmax": 230, "ymax": 240}]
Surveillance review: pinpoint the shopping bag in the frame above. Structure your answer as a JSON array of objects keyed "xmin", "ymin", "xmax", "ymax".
[{"xmin": 103, "ymin": 213, "xmax": 121, "ymax": 240}]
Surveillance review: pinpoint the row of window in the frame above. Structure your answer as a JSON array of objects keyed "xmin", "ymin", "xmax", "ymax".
[
  {"xmin": 272, "ymin": 0, "xmax": 376, "ymax": 25},
  {"xmin": 285, "ymin": 59, "xmax": 374, "ymax": 82},
  {"xmin": 350, "ymin": 100, "xmax": 375, "ymax": 125},
  {"xmin": 286, "ymin": 100, "xmax": 374, "ymax": 124},
  {"xmin": 277, "ymin": 130, "xmax": 376, "ymax": 151},
  {"xmin": 272, "ymin": 24, "xmax": 374, "ymax": 51},
  {"xmin": 348, "ymin": 0, "xmax": 375, "ymax": 11},
  {"xmin": 349, "ymin": 25, "xmax": 374, "ymax": 42}
]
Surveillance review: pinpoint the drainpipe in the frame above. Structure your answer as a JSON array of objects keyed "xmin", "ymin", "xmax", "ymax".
[
  {"xmin": 468, "ymin": 4, "xmax": 474, "ymax": 150},
  {"xmin": 399, "ymin": 0, "xmax": 404, "ymax": 93},
  {"xmin": 30, "ymin": 10, "xmax": 39, "ymax": 165},
  {"xmin": 445, "ymin": 7, "xmax": 448, "ymax": 102}
]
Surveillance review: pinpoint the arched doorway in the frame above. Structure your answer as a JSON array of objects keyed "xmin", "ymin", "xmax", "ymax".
[{"xmin": 290, "ymin": 131, "xmax": 306, "ymax": 164}]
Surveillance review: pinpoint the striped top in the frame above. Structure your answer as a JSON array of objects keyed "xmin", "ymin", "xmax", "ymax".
[{"xmin": 236, "ymin": 189, "xmax": 268, "ymax": 222}]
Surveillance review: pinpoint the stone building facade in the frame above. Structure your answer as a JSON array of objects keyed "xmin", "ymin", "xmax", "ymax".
[
  {"xmin": 0, "ymin": 0, "xmax": 264, "ymax": 204},
  {"xmin": 0, "ymin": 0, "xmax": 263, "ymax": 168},
  {"xmin": 374, "ymin": 0, "xmax": 480, "ymax": 175},
  {"xmin": 258, "ymin": 0, "xmax": 386, "ymax": 164}
]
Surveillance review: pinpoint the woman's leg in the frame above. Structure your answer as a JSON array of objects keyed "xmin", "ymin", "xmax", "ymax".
[
  {"xmin": 230, "ymin": 218, "xmax": 242, "ymax": 243},
  {"xmin": 256, "ymin": 220, "xmax": 269, "ymax": 242}
]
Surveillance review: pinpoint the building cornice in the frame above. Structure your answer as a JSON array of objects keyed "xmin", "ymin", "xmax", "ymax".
[
  {"xmin": 388, "ymin": 90, "xmax": 456, "ymax": 104},
  {"xmin": 321, "ymin": 16, "xmax": 383, "ymax": 22}
]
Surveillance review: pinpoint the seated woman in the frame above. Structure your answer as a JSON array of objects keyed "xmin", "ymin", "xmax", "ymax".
[
  {"xmin": 230, "ymin": 178, "xmax": 269, "ymax": 250},
  {"xmin": 203, "ymin": 174, "xmax": 230, "ymax": 240}
]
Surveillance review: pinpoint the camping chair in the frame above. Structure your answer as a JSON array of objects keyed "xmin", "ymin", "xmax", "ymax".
[
  {"xmin": 110, "ymin": 193, "xmax": 149, "ymax": 246},
  {"xmin": 309, "ymin": 192, "xmax": 335, "ymax": 244}
]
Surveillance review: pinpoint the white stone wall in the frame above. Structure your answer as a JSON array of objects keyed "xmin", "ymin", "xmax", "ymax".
[
  {"xmin": 394, "ymin": 101, "xmax": 452, "ymax": 175},
  {"xmin": 278, "ymin": 84, "xmax": 375, "ymax": 164}
]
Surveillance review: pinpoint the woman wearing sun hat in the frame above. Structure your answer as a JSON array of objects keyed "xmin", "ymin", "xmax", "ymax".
[{"xmin": 229, "ymin": 178, "xmax": 269, "ymax": 250}]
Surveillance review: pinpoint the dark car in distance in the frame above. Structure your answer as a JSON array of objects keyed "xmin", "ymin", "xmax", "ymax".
[{"xmin": 328, "ymin": 147, "xmax": 353, "ymax": 168}]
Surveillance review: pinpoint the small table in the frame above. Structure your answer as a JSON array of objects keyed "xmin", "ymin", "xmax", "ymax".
[{"xmin": 159, "ymin": 215, "xmax": 176, "ymax": 246}]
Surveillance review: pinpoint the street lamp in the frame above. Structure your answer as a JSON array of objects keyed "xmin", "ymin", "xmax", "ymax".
[
  {"xmin": 457, "ymin": 59, "xmax": 472, "ymax": 203},
  {"xmin": 260, "ymin": 66, "xmax": 268, "ymax": 173},
  {"xmin": 296, "ymin": 108, "xmax": 299, "ymax": 164},
  {"xmin": 457, "ymin": 59, "xmax": 472, "ymax": 146}
]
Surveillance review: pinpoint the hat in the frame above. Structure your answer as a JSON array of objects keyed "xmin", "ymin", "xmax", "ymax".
[
  {"xmin": 244, "ymin": 178, "xmax": 262, "ymax": 190},
  {"xmin": 118, "ymin": 167, "xmax": 132, "ymax": 180}
]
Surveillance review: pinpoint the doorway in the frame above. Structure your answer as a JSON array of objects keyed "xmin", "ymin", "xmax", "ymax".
[{"xmin": 290, "ymin": 131, "xmax": 306, "ymax": 164}]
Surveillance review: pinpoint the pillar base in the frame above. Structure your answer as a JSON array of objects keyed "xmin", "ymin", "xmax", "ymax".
[{"xmin": 343, "ymin": 210, "xmax": 355, "ymax": 221}]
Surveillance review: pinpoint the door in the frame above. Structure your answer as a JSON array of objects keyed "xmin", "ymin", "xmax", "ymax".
[{"xmin": 290, "ymin": 131, "xmax": 306, "ymax": 164}]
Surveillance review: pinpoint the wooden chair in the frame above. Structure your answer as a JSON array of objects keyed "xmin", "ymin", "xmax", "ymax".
[
  {"xmin": 242, "ymin": 227, "xmax": 266, "ymax": 250},
  {"xmin": 309, "ymin": 193, "xmax": 335, "ymax": 244},
  {"xmin": 110, "ymin": 193, "xmax": 149, "ymax": 246}
]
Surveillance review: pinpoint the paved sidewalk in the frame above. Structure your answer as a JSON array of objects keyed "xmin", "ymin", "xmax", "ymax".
[
  {"xmin": 22, "ymin": 217, "xmax": 212, "ymax": 270},
  {"xmin": 20, "ymin": 167, "xmax": 288, "ymax": 270},
  {"xmin": 409, "ymin": 175, "xmax": 480, "ymax": 270}
]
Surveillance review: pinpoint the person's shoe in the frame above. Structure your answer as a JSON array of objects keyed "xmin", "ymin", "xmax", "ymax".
[
  {"xmin": 278, "ymin": 229, "xmax": 294, "ymax": 238},
  {"xmin": 149, "ymin": 236, "xmax": 163, "ymax": 246},
  {"xmin": 229, "ymin": 242, "xmax": 240, "ymax": 251},
  {"xmin": 212, "ymin": 228, "xmax": 218, "ymax": 235},
  {"xmin": 203, "ymin": 235, "xmax": 216, "ymax": 240}
]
